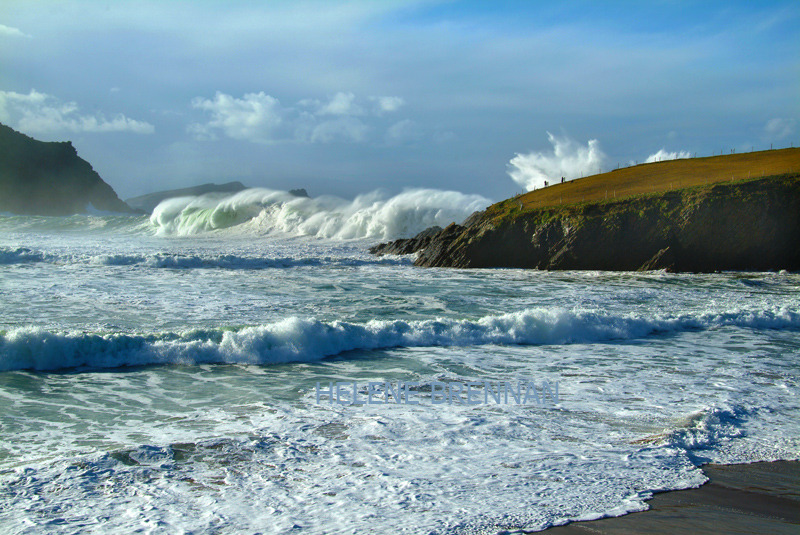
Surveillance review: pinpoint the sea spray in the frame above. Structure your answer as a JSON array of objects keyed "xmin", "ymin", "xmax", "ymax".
[{"xmin": 149, "ymin": 188, "xmax": 490, "ymax": 239}]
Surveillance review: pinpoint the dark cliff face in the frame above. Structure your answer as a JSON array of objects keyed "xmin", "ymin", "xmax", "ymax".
[
  {"xmin": 410, "ymin": 174, "xmax": 800, "ymax": 272},
  {"xmin": 369, "ymin": 226, "xmax": 443, "ymax": 256},
  {"xmin": 0, "ymin": 123, "xmax": 135, "ymax": 215}
]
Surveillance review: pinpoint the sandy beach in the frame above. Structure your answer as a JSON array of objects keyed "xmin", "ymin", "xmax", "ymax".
[{"xmin": 542, "ymin": 460, "xmax": 800, "ymax": 534}]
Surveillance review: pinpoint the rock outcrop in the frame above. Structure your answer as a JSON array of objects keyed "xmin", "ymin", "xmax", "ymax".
[
  {"xmin": 0, "ymin": 123, "xmax": 136, "ymax": 215},
  {"xmin": 369, "ymin": 226, "xmax": 443, "ymax": 256},
  {"xmin": 375, "ymin": 174, "xmax": 800, "ymax": 273},
  {"xmin": 288, "ymin": 188, "xmax": 310, "ymax": 198}
]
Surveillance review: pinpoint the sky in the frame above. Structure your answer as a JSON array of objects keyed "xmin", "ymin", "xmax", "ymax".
[{"xmin": 0, "ymin": 0, "xmax": 798, "ymax": 200}]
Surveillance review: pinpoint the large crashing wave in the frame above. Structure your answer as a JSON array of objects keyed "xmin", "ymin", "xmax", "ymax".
[
  {"xmin": 150, "ymin": 188, "xmax": 490, "ymax": 240},
  {"xmin": 2, "ymin": 307, "xmax": 797, "ymax": 372}
]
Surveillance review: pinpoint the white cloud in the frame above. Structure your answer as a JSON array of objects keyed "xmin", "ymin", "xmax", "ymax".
[
  {"xmin": 190, "ymin": 92, "xmax": 288, "ymax": 143},
  {"xmin": 507, "ymin": 133, "xmax": 606, "ymax": 191},
  {"xmin": 191, "ymin": 91, "xmax": 408, "ymax": 145},
  {"xmin": 0, "ymin": 89, "xmax": 154, "ymax": 134},
  {"xmin": 302, "ymin": 92, "xmax": 404, "ymax": 117},
  {"xmin": 317, "ymin": 92, "xmax": 363, "ymax": 116},
  {"xmin": 764, "ymin": 117, "xmax": 796, "ymax": 140},
  {"xmin": 0, "ymin": 89, "xmax": 47, "ymax": 121},
  {"xmin": 644, "ymin": 149, "xmax": 692, "ymax": 163},
  {"xmin": 370, "ymin": 96, "xmax": 405, "ymax": 114},
  {"xmin": 0, "ymin": 24, "xmax": 30, "ymax": 38}
]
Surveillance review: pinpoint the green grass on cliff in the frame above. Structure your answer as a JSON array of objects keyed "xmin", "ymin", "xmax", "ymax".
[{"xmin": 490, "ymin": 148, "xmax": 800, "ymax": 219}]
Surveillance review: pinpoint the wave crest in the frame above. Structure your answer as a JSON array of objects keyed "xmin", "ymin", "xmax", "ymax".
[
  {"xmin": 149, "ymin": 188, "xmax": 490, "ymax": 239},
  {"xmin": 2, "ymin": 307, "xmax": 797, "ymax": 372}
]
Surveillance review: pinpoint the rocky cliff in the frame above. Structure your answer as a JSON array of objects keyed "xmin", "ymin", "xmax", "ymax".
[
  {"xmin": 375, "ymin": 173, "xmax": 800, "ymax": 272},
  {"xmin": 0, "ymin": 123, "xmax": 135, "ymax": 215}
]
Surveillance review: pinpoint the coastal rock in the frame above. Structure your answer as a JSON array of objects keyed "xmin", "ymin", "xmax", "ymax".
[
  {"xmin": 374, "ymin": 174, "xmax": 800, "ymax": 273},
  {"xmin": 288, "ymin": 188, "xmax": 310, "ymax": 198},
  {"xmin": 369, "ymin": 226, "xmax": 443, "ymax": 256},
  {"xmin": 0, "ymin": 123, "xmax": 136, "ymax": 215}
]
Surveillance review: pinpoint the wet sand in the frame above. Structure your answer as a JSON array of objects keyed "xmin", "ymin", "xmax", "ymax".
[{"xmin": 542, "ymin": 461, "xmax": 800, "ymax": 534}]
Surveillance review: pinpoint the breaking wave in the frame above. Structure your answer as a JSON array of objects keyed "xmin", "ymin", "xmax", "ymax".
[
  {"xmin": 149, "ymin": 188, "xmax": 490, "ymax": 239},
  {"xmin": 2, "ymin": 307, "xmax": 797, "ymax": 372},
  {"xmin": 663, "ymin": 406, "xmax": 751, "ymax": 450}
]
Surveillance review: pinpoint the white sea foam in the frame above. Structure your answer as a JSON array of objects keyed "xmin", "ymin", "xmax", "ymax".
[
  {"xmin": 1, "ymin": 221, "xmax": 798, "ymax": 534},
  {"xmin": 0, "ymin": 407, "xmax": 708, "ymax": 534},
  {"xmin": 0, "ymin": 246, "xmax": 409, "ymax": 269},
  {"xmin": 662, "ymin": 406, "xmax": 750, "ymax": 450},
  {"xmin": 149, "ymin": 188, "xmax": 490, "ymax": 239},
  {"xmin": 2, "ymin": 307, "xmax": 797, "ymax": 372}
]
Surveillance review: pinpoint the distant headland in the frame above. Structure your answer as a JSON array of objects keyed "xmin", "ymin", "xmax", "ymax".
[
  {"xmin": 125, "ymin": 182, "xmax": 250, "ymax": 214},
  {"xmin": 127, "ymin": 184, "xmax": 310, "ymax": 214},
  {"xmin": 0, "ymin": 123, "xmax": 312, "ymax": 217},
  {"xmin": 0, "ymin": 123, "xmax": 137, "ymax": 216},
  {"xmin": 372, "ymin": 148, "xmax": 800, "ymax": 273}
]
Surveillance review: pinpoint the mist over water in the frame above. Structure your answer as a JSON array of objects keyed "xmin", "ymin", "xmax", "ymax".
[{"xmin": 149, "ymin": 188, "xmax": 490, "ymax": 239}]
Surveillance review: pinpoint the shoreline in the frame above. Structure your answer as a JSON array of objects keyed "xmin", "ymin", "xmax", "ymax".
[{"xmin": 541, "ymin": 460, "xmax": 800, "ymax": 534}]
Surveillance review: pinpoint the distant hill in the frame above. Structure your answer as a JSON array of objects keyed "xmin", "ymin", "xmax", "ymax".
[
  {"xmin": 0, "ymin": 123, "xmax": 136, "ymax": 215},
  {"xmin": 126, "ymin": 183, "xmax": 310, "ymax": 213},
  {"xmin": 126, "ymin": 181, "xmax": 249, "ymax": 213}
]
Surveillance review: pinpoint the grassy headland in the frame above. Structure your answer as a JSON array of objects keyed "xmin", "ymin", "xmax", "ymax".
[
  {"xmin": 374, "ymin": 148, "xmax": 800, "ymax": 272},
  {"xmin": 504, "ymin": 147, "xmax": 800, "ymax": 213}
]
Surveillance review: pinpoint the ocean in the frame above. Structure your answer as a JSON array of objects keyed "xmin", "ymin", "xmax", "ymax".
[{"xmin": 1, "ymin": 189, "xmax": 798, "ymax": 533}]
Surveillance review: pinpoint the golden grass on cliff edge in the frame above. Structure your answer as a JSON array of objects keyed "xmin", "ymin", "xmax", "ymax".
[{"xmin": 508, "ymin": 147, "xmax": 800, "ymax": 211}]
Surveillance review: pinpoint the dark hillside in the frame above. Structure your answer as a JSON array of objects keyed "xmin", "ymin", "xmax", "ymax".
[{"xmin": 0, "ymin": 123, "xmax": 135, "ymax": 215}]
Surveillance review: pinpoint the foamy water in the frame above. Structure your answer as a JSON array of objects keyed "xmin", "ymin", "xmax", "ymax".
[
  {"xmin": 149, "ymin": 188, "xmax": 489, "ymax": 238},
  {"xmin": 0, "ymin": 199, "xmax": 798, "ymax": 533}
]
